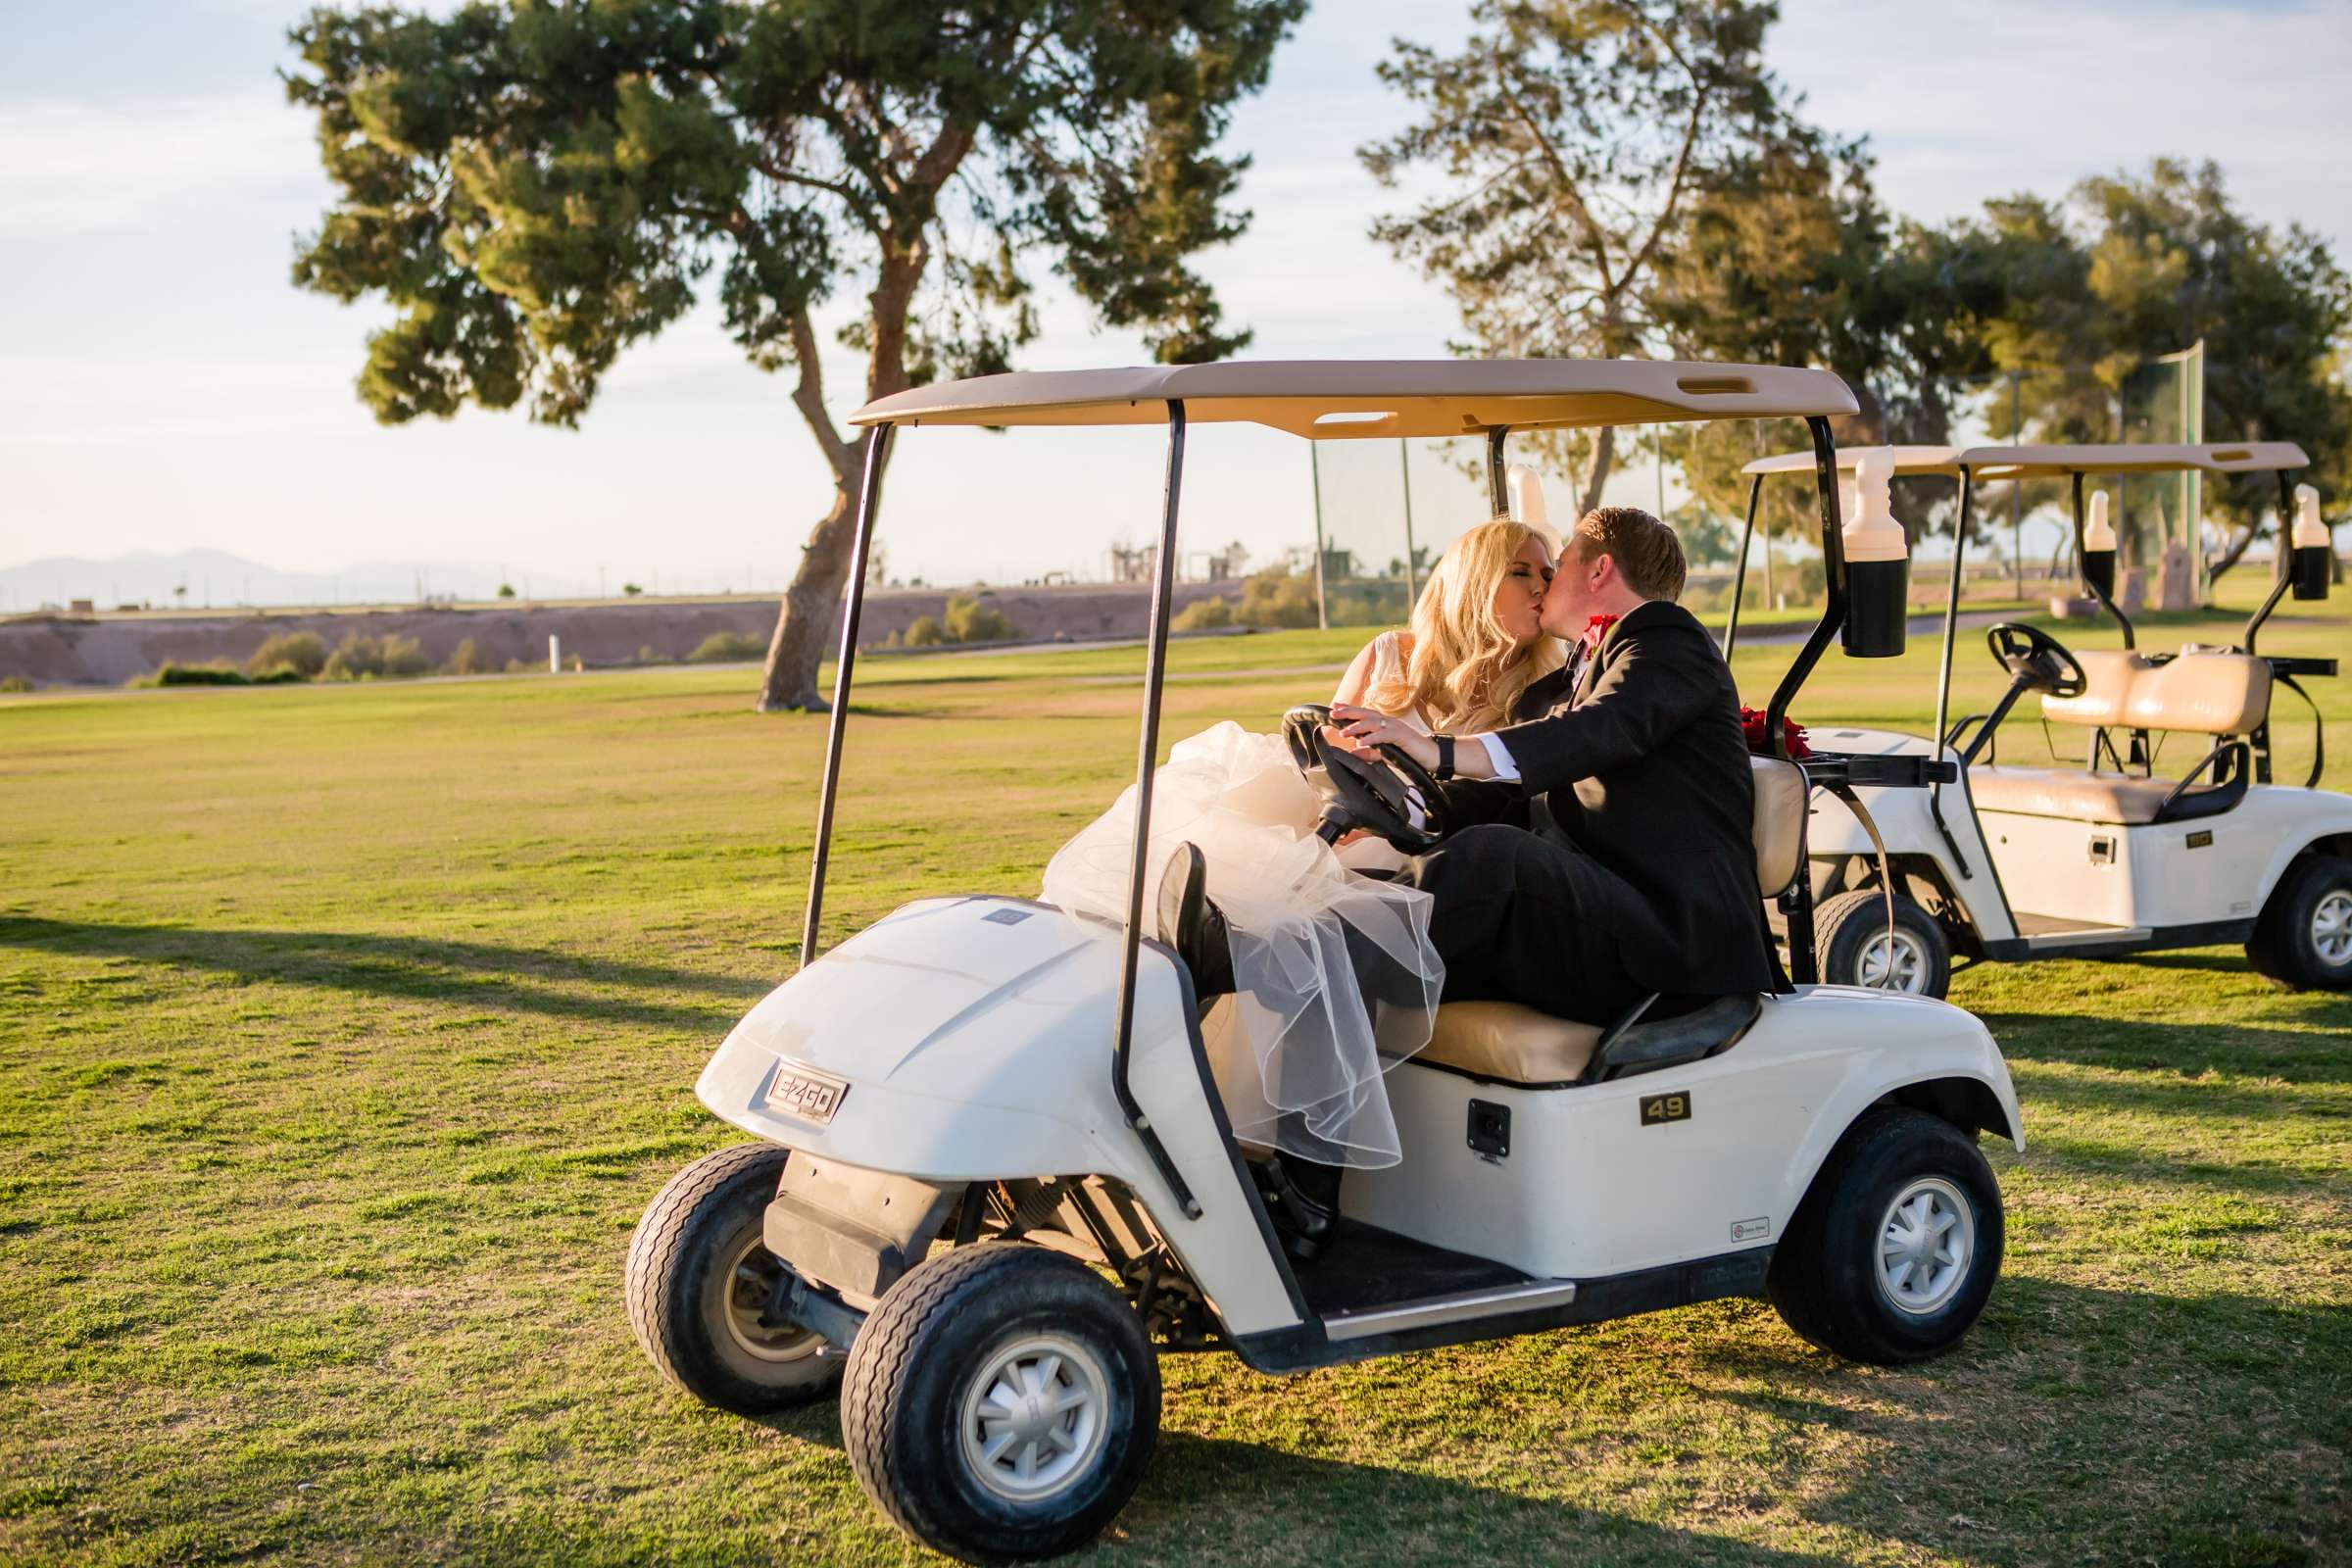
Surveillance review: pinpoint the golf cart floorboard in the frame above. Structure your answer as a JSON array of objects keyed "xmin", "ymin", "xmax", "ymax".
[{"xmin": 1296, "ymin": 1220, "xmax": 1531, "ymax": 1318}]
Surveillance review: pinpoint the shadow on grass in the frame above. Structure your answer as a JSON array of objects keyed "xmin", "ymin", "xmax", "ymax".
[
  {"xmin": 1977, "ymin": 1009, "xmax": 2352, "ymax": 1085},
  {"xmin": 0, "ymin": 915, "xmax": 766, "ymax": 1034}
]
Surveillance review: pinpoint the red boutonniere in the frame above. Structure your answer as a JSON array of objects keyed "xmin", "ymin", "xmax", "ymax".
[
  {"xmin": 1740, "ymin": 706, "xmax": 1812, "ymax": 760},
  {"xmin": 1582, "ymin": 612, "xmax": 1620, "ymax": 647}
]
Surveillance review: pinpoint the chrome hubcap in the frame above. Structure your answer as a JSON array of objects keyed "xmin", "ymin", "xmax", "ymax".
[
  {"xmin": 1878, "ymin": 1177, "xmax": 1975, "ymax": 1315},
  {"xmin": 719, "ymin": 1237, "xmax": 820, "ymax": 1364},
  {"xmin": 2313, "ymin": 890, "xmax": 2352, "ymax": 967},
  {"xmin": 959, "ymin": 1334, "xmax": 1109, "ymax": 1502},
  {"xmin": 1858, "ymin": 925, "xmax": 1929, "ymax": 993}
]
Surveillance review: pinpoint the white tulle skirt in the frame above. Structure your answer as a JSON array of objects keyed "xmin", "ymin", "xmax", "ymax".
[{"xmin": 1041, "ymin": 722, "xmax": 1444, "ymax": 1169}]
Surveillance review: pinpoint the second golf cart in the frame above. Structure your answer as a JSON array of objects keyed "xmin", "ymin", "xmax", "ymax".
[
  {"xmin": 1732, "ymin": 441, "xmax": 2349, "ymax": 998},
  {"xmin": 626, "ymin": 361, "xmax": 2023, "ymax": 1563}
]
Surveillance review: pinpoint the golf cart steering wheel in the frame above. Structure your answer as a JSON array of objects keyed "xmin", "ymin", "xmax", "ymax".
[
  {"xmin": 1282, "ymin": 705, "xmax": 1449, "ymax": 854},
  {"xmin": 1985, "ymin": 622, "xmax": 2088, "ymax": 699}
]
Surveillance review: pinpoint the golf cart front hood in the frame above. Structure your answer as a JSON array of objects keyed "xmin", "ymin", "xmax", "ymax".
[{"xmin": 696, "ymin": 897, "xmax": 1160, "ymax": 1181}]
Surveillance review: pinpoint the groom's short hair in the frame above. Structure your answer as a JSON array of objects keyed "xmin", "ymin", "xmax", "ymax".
[{"xmin": 1571, "ymin": 507, "xmax": 1687, "ymax": 602}]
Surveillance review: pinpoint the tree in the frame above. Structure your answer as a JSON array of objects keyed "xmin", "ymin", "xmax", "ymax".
[
  {"xmin": 1360, "ymin": 0, "xmax": 1791, "ymax": 514},
  {"xmin": 286, "ymin": 0, "xmax": 1302, "ymax": 710},
  {"xmin": 1983, "ymin": 162, "xmax": 2352, "ymax": 579}
]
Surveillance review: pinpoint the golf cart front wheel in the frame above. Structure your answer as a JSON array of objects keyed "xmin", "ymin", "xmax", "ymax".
[
  {"xmin": 2246, "ymin": 854, "xmax": 2352, "ymax": 992},
  {"xmin": 624, "ymin": 1142, "xmax": 842, "ymax": 1414},
  {"xmin": 842, "ymin": 1243, "xmax": 1159, "ymax": 1564},
  {"xmin": 1815, "ymin": 889, "xmax": 1951, "ymax": 999},
  {"xmin": 1769, "ymin": 1106, "xmax": 2003, "ymax": 1364}
]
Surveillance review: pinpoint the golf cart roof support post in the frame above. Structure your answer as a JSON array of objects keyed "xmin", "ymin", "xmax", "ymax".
[
  {"xmin": 1934, "ymin": 468, "xmax": 1976, "ymax": 772},
  {"xmin": 2073, "ymin": 470, "xmax": 2135, "ymax": 649},
  {"xmin": 1763, "ymin": 416, "xmax": 1846, "ymax": 760},
  {"xmin": 1111, "ymin": 401, "xmax": 1204, "ymax": 1221},
  {"xmin": 2243, "ymin": 468, "xmax": 2298, "ymax": 656},
  {"xmin": 799, "ymin": 421, "xmax": 896, "ymax": 972},
  {"xmin": 1722, "ymin": 473, "xmax": 1762, "ymax": 660},
  {"xmin": 1486, "ymin": 425, "xmax": 1512, "ymax": 514}
]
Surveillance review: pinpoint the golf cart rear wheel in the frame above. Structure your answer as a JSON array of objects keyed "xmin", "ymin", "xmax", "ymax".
[
  {"xmin": 2246, "ymin": 854, "xmax": 2352, "ymax": 992},
  {"xmin": 1769, "ymin": 1107, "xmax": 2003, "ymax": 1365},
  {"xmin": 1815, "ymin": 889, "xmax": 1951, "ymax": 999},
  {"xmin": 842, "ymin": 1243, "xmax": 1159, "ymax": 1564},
  {"xmin": 624, "ymin": 1143, "xmax": 841, "ymax": 1414}
]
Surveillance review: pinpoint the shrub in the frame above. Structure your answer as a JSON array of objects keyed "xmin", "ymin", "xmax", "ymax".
[
  {"xmin": 943, "ymin": 594, "xmax": 1016, "ymax": 643},
  {"xmin": 903, "ymin": 614, "xmax": 948, "ymax": 647},
  {"xmin": 442, "ymin": 637, "xmax": 493, "ymax": 675},
  {"xmin": 1236, "ymin": 565, "xmax": 1321, "ymax": 629},
  {"xmin": 246, "ymin": 630, "xmax": 326, "ymax": 678},
  {"xmin": 157, "ymin": 662, "xmax": 249, "ymax": 686},
  {"xmin": 690, "ymin": 631, "xmax": 765, "ymax": 662},
  {"xmin": 322, "ymin": 633, "xmax": 429, "ymax": 680},
  {"xmin": 1, "ymin": 675, "xmax": 36, "ymax": 693},
  {"xmin": 1172, "ymin": 596, "xmax": 1235, "ymax": 631},
  {"xmin": 496, "ymin": 583, "xmax": 517, "ymax": 599}
]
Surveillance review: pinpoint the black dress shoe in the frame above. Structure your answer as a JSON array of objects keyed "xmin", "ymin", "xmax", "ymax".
[
  {"xmin": 1253, "ymin": 1156, "xmax": 1339, "ymax": 1263},
  {"xmin": 1155, "ymin": 842, "xmax": 1235, "ymax": 997}
]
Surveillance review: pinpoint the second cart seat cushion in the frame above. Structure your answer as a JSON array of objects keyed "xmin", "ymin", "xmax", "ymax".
[
  {"xmin": 1417, "ymin": 1001, "xmax": 1602, "ymax": 1084},
  {"xmin": 2042, "ymin": 649, "xmax": 2271, "ymax": 735},
  {"xmin": 1968, "ymin": 765, "xmax": 2180, "ymax": 825}
]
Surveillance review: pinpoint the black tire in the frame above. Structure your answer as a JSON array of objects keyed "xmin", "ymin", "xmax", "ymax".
[
  {"xmin": 2246, "ymin": 854, "xmax": 2352, "ymax": 992},
  {"xmin": 842, "ymin": 1243, "xmax": 1159, "ymax": 1564},
  {"xmin": 625, "ymin": 1143, "xmax": 842, "ymax": 1414},
  {"xmin": 1769, "ymin": 1106, "xmax": 2003, "ymax": 1365},
  {"xmin": 1816, "ymin": 888, "xmax": 1952, "ymax": 999}
]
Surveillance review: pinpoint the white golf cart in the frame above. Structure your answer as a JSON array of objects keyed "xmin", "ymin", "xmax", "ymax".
[
  {"xmin": 625, "ymin": 362, "xmax": 2024, "ymax": 1564},
  {"xmin": 1730, "ymin": 442, "xmax": 2349, "ymax": 998}
]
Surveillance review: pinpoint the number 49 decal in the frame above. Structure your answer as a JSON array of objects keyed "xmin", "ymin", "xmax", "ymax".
[{"xmin": 1640, "ymin": 1091, "xmax": 1691, "ymax": 1126}]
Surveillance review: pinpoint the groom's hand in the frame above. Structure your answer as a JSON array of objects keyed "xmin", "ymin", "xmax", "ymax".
[{"xmin": 1327, "ymin": 704, "xmax": 1440, "ymax": 771}]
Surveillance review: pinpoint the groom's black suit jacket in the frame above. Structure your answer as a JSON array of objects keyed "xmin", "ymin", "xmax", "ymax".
[{"xmin": 1433, "ymin": 600, "xmax": 1787, "ymax": 999}]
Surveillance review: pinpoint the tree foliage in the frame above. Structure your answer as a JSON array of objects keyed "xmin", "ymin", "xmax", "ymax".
[{"xmin": 286, "ymin": 0, "xmax": 1301, "ymax": 707}]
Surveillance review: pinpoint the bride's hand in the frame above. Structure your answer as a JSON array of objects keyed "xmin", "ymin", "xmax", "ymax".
[{"xmin": 1328, "ymin": 704, "xmax": 1440, "ymax": 771}]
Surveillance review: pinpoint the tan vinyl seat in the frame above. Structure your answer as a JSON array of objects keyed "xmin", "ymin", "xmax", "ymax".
[
  {"xmin": 1417, "ymin": 756, "xmax": 1804, "ymax": 1085},
  {"xmin": 1967, "ymin": 767, "xmax": 2177, "ymax": 825},
  {"xmin": 1970, "ymin": 648, "xmax": 2272, "ymax": 825}
]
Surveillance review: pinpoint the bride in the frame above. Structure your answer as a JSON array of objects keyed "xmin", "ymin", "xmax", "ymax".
[{"xmin": 1042, "ymin": 517, "xmax": 1564, "ymax": 1176}]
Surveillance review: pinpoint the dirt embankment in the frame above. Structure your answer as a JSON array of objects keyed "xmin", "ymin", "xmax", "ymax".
[{"xmin": 0, "ymin": 582, "xmax": 1242, "ymax": 687}]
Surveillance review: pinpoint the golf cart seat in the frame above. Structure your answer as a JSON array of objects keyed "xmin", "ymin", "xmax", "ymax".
[
  {"xmin": 1416, "ymin": 757, "xmax": 1804, "ymax": 1086},
  {"xmin": 1970, "ymin": 649, "xmax": 2272, "ymax": 826}
]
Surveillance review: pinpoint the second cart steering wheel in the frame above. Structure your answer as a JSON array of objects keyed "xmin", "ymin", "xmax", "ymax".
[{"xmin": 1985, "ymin": 622, "xmax": 2089, "ymax": 699}]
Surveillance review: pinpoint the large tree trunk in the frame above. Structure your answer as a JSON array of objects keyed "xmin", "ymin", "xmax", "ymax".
[
  {"xmin": 755, "ymin": 456, "xmax": 866, "ymax": 712},
  {"xmin": 1578, "ymin": 424, "xmax": 1617, "ymax": 517}
]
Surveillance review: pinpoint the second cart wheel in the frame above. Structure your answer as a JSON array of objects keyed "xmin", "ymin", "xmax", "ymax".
[
  {"xmin": 2247, "ymin": 854, "xmax": 2352, "ymax": 992},
  {"xmin": 1816, "ymin": 888, "xmax": 1952, "ymax": 998},
  {"xmin": 841, "ymin": 1243, "xmax": 1159, "ymax": 1564}
]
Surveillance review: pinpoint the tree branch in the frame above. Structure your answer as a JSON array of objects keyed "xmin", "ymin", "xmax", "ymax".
[
  {"xmin": 1492, "ymin": 58, "xmax": 1615, "ymax": 296},
  {"xmin": 787, "ymin": 307, "xmax": 857, "ymax": 483}
]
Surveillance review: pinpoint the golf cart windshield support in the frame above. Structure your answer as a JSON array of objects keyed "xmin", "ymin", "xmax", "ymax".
[
  {"xmin": 1720, "ymin": 474, "xmax": 1763, "ymax": 660},
  {"xmin": 2243, "ymin": 469, "xmax": 2301, "ymax": 657},
  {"xmin": 1486, "ymin": 425, "xmax": 1512, "ymax": 514},
  {"xmin": 1933, "ymin": 467, "xmax": 1977, "ymax": 771},
  {"xmin": 2072, "ymin": 472, "xmax": 2134, "ymax": 649},
  {"xmin": 1762, "ymin": 417, "xmax": 1846, "ymax": 763},
  {"xmin": 800, "ymin": 422, "xmax": 897, "ymax": 972},
  {"xmin": 1111, "ymin": 402, "xmax": 1204, "ymax": 1220}
]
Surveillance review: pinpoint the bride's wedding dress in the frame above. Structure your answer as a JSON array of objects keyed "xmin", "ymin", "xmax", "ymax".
[{"xmin": 1042, "ymin": 632, "xmax": 1443, "ymax": 1169}]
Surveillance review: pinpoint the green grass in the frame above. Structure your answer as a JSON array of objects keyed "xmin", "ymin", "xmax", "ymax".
[{"xmin": 2, "ymin": 595, "xmax": 2348, "ymax": 1566}]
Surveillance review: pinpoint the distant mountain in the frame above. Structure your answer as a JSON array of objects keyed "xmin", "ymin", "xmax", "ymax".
[{"xmin": 0, "ymin": 549, "xmax": 593, "ymax": 612}]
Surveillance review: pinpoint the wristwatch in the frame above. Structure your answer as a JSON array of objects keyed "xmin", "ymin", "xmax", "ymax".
[{"xmin": 1434, "ymin": 734, "xmax": 1455, "ymax": 781}]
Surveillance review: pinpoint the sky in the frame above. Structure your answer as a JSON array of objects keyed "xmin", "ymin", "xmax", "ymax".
[{"xmin": 4, "ymin": 0, "xmax": 2349, "ymax": 603}]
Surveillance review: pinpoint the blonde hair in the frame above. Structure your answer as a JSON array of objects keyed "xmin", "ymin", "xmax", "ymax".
[{"xmin": 1367, "ymin": 517, "xmax": 1566, "ymax": 731}]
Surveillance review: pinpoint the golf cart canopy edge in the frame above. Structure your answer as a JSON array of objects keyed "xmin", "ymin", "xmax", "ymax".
[
  {"xmin": 1956, "ymin": 442, "xmax": 2308, "ymax": 479},
  {"xmin": 850, "ymin": 359, "xmax": 1859, "ymax": 439},
  {"xmin": 1742, "ymin": 445, "xmax": 1962, "ymax": 477}
]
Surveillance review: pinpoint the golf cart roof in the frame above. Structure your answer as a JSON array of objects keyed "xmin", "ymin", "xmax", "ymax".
[
  {"xmin": 850, "ymin": 359, "xmax": 1858, "ymax": 440},
  {"xmin": 1742, "ymin": 444, "xmax": 1961, "ymax": 477},
  {"xmin": 1956, "ymin": 442, "xmax": 2308, "ymax": 479}
]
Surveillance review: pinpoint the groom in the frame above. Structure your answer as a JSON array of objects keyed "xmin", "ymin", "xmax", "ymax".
[{"xmin": 1330, "ymin": 504, "xmax": 1786, "ymax": 1024}]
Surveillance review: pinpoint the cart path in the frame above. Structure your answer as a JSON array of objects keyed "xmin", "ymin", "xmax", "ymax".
[{"xmin": 1063, "ymin": 608, "xmax": 2021, "ymax": 687}]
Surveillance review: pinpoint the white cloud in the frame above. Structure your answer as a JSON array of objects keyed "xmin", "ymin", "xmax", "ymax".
[{"xmin": 0, "ymin": 92, "xmax": 316, "ymax": 236}]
